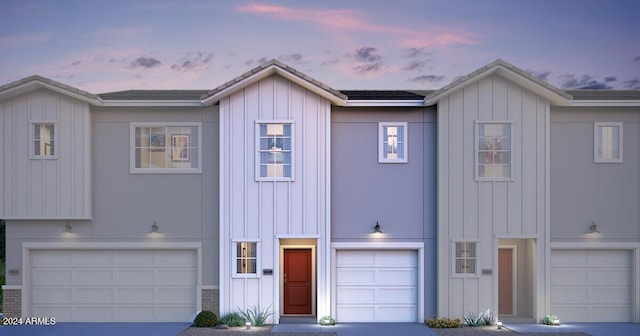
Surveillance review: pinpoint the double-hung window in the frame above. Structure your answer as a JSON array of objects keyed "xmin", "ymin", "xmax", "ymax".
[
  {"xmin": 234, "ymin": 241, "xmax": 259, "ymax": 277},
  {"xmin": 454, "ymin": 241, "xmax": 477, "ymax": 275},
  {"xmin": 378, "ymin": 122, "xmax": 408, "ymax": 163},
  {"xmin": 131, "ymin": 122, "xmax": 201, "ymax": 173},
  {"xmin": 256, "ymin": 122, "xmax": 293, "ymax": 180},
  {"xmin": 476, "ymin": 122, "xmax": 511, "ymax": 180},
  {"xmin": 594, "ymin": 122, "xmax": 623, "ymax": 163},
  {"xmin": 32, "ymin": 122, "xmax": 56, "ymax": 158}
]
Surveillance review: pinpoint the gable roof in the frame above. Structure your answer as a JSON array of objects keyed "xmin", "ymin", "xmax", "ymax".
[
  {"xmin": 0, "ymin": 75, "xmax": 100, "ymax": 104},
  {"xmin": 98, "ymin": 90, "xmax": 208, "ymax": 101},
  {"xmin": 201, "ymin": 59, "xmax": 348, "ymax": 106},
  {"xmin": 425, "ymin": 59, "xmax": 573, "ymax": 106}
]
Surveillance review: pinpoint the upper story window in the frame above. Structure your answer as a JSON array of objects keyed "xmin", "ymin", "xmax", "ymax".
[
  {"xmin": 454, "ymin": 241, "xmax": 477, "ymax": 276},
  {"xmin": 256, "ymin": 122, "xmax": 293, "ymax": 180},
  {"xmin": 476, "ymin": 122, "xmax": 511, "ymax": 180},
  {"xmin": 594, "ymin": 122, "xmax": 623, "ymax": 163},
  {"xmin": 131, "ymin": 122, "xmax": 201, "ymax": 173},
  {"xmin": 234, "ymin": 241, "xmax": 259, "ymax": 277},
  {"xmin": 378, "ymin": 122, "xmax": 408, "ymax": 163},
  {"xmin": 32, "ymin": 123, "xmax": 56, "ymax": 158}
]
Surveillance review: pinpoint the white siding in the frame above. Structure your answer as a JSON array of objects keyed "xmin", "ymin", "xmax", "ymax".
[
  {"xmin": 0, "ymin": 89, "xmax": 91, "ymax": 219},
  {"xmin": 437, "ymin": 75, "xmax": 550, "ymax": 317},
  {"xmin": 219, "ymin": 75, "xmax": 330, "ymax": 320}
]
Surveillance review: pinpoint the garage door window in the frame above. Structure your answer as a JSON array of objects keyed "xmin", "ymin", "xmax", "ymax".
[
  {"xmin": 454, "ymin": 242, "xmax": 477, "ymax": 275},
  {"xmin": 234, "ymin": 242, "xmax": 259, "ymax": 277}
]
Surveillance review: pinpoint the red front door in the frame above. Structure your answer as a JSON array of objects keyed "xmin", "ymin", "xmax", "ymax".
[
  {"xmin": 283, "ymin": 249, "xmax": 312, "ymax": 314},
  {"xmin": 498, "ymin": 248, "xmax": 514, "ymax": 315}
]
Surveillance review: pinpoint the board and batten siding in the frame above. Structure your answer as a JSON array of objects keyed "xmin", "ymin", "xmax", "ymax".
[
  {"xmin": 219, "ymin": 75, "xmax": 331, "ymax": 320},
  {"xmin": 437, "ymin": 74, "xmax": 549, "ymax": 317},
  {"xmin": 0, "ymin": 88, "xmax": 91, "ymax": 219}
]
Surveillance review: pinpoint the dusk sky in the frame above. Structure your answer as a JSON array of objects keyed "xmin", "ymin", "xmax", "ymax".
[{"xmin": 1, "ymin": 0, "xmax": 639, "ymax": 93}]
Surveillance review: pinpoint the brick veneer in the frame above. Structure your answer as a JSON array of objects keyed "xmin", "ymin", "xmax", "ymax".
[
  {"xmin": 202, "ymin": 288, "xmax": 219, "ymax": 316},
  {"xmin": 2, "ymin": 289, "xmax": 21, "ymax": 317}
]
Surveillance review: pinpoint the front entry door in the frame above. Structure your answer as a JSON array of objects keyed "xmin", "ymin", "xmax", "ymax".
[
  {"xmin": 283, "ymin": 249, "xmax": 312, "ymax": 314},
  {"xmin": 498, "ymin": 248, "xmax": 514, "ymax": 315}
]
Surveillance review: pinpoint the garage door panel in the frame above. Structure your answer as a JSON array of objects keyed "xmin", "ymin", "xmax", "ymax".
[
  {"xmin": 116, "ymin": 288, "xmax": 155, "ymax": 303},
  {"xmin": 118, "ymin": 251, "xmax": 155, "ymax": 266},
  {"xmin": 337, "ymin": 287, "xmax": 375, "ymax": 303},
  {"xmin": 377, "ymin": 269, "xmax": 416, "ymax": 285},
  {"xmin": 77, "ymin": 307, "xmax": 115, "ymax": 322},
  {"xmin": 116, "ymin": 269, "xmax": 155, "ymax": 285},
  {"xmin": 76, "ymin": 270, "xmax": 114, "ymax": 285},
  {"xmin": 33, "ymin": 306, "xmax": 74, "ymax": 320},
  {"xmin": 551, "ymin": 250, "xmax": 632, "ymax": 322},
  {"xmin": 33, "ymin": 269, "xmax": 72, "ymax": 285},
  {"xmin": 376, "ymin": 252, "xmax": 417, "ymax": 267},
  {"xmin": 337, "ymin": 251, "xmax": 375, "ymax": 267},
  {"xmin": 337, "ymin": 305, "xmax": 375, "ymax": 322},
  {"xmin": 159, "ymin": 269, "xmax": 196, "ymax": 285},
  {"xmin": 377, "ymin": 288, "xmax": 417, "ymax": 303},
  {"xmin": 77, "ymin": 288, "xmax": 115, "ymax": 303},
  {"xmin": 33, "ymin": 287, "xmax": 73, "ymax": 304},
  {"xmin": 337, "ymin": 269, "xmax": 375, "ymax": 284},
  {"xmin": 160, "ymin": 251, "xmax": 197, "ymax": 267},
  {"xmin": 32, "ymin": 251, "xmax": 73, "ymax": 267},
  {"xmin": 76, "ymin": 251, "xmax": 114, "ymax": 266},
  {"xmin": 377, "ymin": 305, "xmax": 416, "ymax": 321}
]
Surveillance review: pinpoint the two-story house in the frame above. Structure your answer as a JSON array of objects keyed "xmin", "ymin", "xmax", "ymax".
[{"xmin": 1, "ymin": 59, "xmax": 638, "ymax": 324}]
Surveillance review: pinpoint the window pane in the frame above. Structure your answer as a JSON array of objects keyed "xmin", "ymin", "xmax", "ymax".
[
  {"xmin": 33, "ymin": 124, "xmax": 55, "ymax": 157},
  {"xmin": 477, "ymin": 123, "xmax": 511, "ymax": 179},
  {"xmin": 258, "ymin": 123, "xmax": 292, "ymax": 178}
]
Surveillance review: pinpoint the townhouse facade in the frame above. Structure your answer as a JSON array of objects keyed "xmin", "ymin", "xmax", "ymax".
[{"xmin": 0, "ymin": 60, "xmax": 638, "ymax": 324}]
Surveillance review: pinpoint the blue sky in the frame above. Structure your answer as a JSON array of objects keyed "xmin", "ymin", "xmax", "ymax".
[{"xmin": 1, "ymin": 0, "xmax": 639, "ymax": 93}]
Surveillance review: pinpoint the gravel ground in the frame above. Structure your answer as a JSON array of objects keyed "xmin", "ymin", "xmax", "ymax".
[{"xmin": 179, "ymin": 325, "xmax": 589, "ymax": 336}]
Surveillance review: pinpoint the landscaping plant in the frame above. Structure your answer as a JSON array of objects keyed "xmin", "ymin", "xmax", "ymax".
[
  {"xmin": 238, "ymin": 304, "xmax": 273, "ymax": 326},
  {"xmin": 425, "ymin": 316, "xmax": 462, "ymax": 328},
  {"xmin": 194, "ymin": 310, "xmax": 219, "ymax": 327},
  {"xmin": 220, "ymin": 312, "xmax": 246, "ymax": 327}
]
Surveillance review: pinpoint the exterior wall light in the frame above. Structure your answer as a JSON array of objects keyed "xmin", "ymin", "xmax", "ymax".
[
  {"xmin": 64, "ymin": 224, "xmax": 72, "ymax": 233},
  {"xmin": 151, "ymin": 221, "xmax": 159, "ymax": 234},
  {"xmin": 589, "ymin": 220, "xmax": 600, "ymax": 234},
  {"xmin": 373, "ymin": 221, "xmax": 383, "ymax": 234}
]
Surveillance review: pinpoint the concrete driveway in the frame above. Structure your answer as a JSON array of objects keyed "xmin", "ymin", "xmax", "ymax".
[{"xmin": 1, "ymin": 322, "xmax": 191, "ymax": 336}]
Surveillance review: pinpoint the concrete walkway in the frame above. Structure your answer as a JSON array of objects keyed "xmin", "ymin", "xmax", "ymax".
[{"xmin": 273, "ymin": 323, "xmax": 436, "ymax": 336}]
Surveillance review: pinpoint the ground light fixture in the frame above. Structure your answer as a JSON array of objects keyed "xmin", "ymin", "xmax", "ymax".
[
  {"xmin": 245, "ymin": 321, "xmax": 251, "ymax": 330},
  {"xmin": 496, "ymin": 321, "xmax": 502, "ymax": 329}
]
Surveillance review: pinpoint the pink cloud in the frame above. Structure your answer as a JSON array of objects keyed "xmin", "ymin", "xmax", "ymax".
[{"xmin": 236, "ymin": 3, "xmax": 480, "ymax": 47}]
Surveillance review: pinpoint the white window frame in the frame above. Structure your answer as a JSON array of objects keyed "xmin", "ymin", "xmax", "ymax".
[
  {"xmin": 30, "ymin": 121, "xmax": 57, "ymax": 159},
  {"xmin": 130, "ymin": 122, "xmax": 202, "ymax": 173},
  {"xmin": 475, "ymin": 121, "xmax": 512, "ymax": 181},
  {"xmin": 452, "ymin": 240, "xmax": 478, "ymax": 278},
  {"xmin": 232, "ymin": 240, "xmax": 260, "ymax": 278},
  {"xmin": 594, "ymin": 122, "xmax": 623, "ymax": 163},
  {"xmin": 255, "ymin": 120, "xmax": 295, "ymax": 181},
  {"xmin": 378, "ymin": 122, "xmax": 408, "ymax": 163}
]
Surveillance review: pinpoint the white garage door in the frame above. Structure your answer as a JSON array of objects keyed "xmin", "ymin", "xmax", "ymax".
[
  {"xmin": 336, "ymin": 250, "xmax": 417, "ymax": 322},
  {"xmin": 30, "ymin": 249, "xmax": 197, "ymax": 322},
  {"xmin": 551, "ymin": 250, "xmax": 632, "ymax": 322}
]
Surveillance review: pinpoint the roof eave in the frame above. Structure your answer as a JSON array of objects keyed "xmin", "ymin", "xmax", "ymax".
[
  {"xmin": 201, "ymin": 62, "xmax": 347, "ymax": 106},
  {"xmin": 344, "ymin": 100, "xmax": 425, "ymax": 107},
  {"xmin": 100, "ymin": 100, "xmax": 204, "ymax": 107},
  {"xmin": 0, "ymin": 79, "xmax": 101, "ymax": 105},
  {"xmin": 570, "ymin": 100, "xmax": 640, "ymax": 107}
]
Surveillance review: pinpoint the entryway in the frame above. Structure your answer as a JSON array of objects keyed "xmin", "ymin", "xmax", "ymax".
[
  {"xmin": 498, "ymin": 238, "xmax": 536, "ymax": 322},
  {"xmin": 279, "ymin": 238, "xmax": 317, "ymax": 320}
]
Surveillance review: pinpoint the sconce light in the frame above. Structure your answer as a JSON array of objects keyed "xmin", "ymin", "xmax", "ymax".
[
  {"xmin": 589, "ymin": 220, "xmax": 600, "ymax": 234},
  {"xmin": 373, "ymin": 221, "xmax": 383, "ymax": 234},
  {"xmin": 64, "ymin": 224, "xmax": 73, "ymax": 233},
  {"xmin": 151, "ymin": 221, "xmax": 159, "ymax": 234}
]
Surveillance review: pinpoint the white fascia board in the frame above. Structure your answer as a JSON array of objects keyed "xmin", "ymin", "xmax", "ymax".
[
  {"xmin": 3, "ymin": 216, "xmax": 93, "ymax": 220},
  {"xmin": 100, "ymin": 100, "xmax": 203, "ymax": 107},
  {"xmin": 569, "ymin": 100, "xmax": 640, "ymax": 107},
  {"xmin": 345, "ymin": 100, "xmax": 425, "ymax": 107},
  {"xmin": 22, "ymin": 241, "xmax": 202, "ymax": 249},
  {"xmin": 0, "ymin": 81, "xmax": 100, "ymax": 105}
]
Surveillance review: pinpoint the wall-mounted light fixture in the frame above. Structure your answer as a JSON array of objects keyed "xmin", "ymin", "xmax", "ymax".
[
  {"xmin": 151, "ymin": 221, "xmax": 159, "ymax": 234},
  {"xmin": 373, "ymin": 221, "xmax": 383, "ymax": 234},
  {"xmin": 589, "ymin": 220, "xmax": 600, "ymax": 234},
  {"xmin": 64, "ymin": 224, "xmax": 73, "ymax": 233}
]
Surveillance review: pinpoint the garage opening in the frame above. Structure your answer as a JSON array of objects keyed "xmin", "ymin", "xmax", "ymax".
[
  {"xmin": 29, "ymin": 248, "xmax": 198, "ymax": 322},
  {"xmin": 335, "ymin": 250, "xmax": 417, "ymax": 322}
]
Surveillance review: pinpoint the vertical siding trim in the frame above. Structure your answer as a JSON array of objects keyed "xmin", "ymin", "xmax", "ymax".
[
  {"xmin": 287, "ymin": 82, "xmax": 292, "ymax": 234},
  {"xmin": 520, "ymin": 88, "xmax": 525, "ymax": 234},
  {"xmin": 244, "ymin": 89, "xmax": 249, "ymax": 238},
  {"xmin": 301, "ymin": 91, "xmax": 306, "ymax": 234}
]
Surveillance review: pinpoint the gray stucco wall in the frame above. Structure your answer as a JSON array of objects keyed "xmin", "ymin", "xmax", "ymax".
[
  {"xmin": 330, "ymin": 106, "xmax": 437, "ymax": 317},
  {"xmin": 550, "ymin": 107, "xmax": 639, "ymax": 242}
]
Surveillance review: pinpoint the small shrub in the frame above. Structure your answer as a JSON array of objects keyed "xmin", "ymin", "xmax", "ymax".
[
  {"xmin": 425, "ymin": 317, "xmax": 462, "ymax": 328},
  {"xmin": 481, "ymin": 309, "xmax": 496, "ymax": 325},
  {"xmin": 194, "ymin": 310, "xmax": 218, "ymax": 327},
  {"xmin": 461, "ymin": 311, "xmax": 484, "ymax": 327},
  {"xmin": 239, "ymin": 304, "xmax": 273, "ymax": 326},
  {"xmin": 542, "ymin": 315, "xmax": 558, "ymax": 325},
  {"xmin": 220, "ymin": 312, "xmax": 245, "ymax": 327}
]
